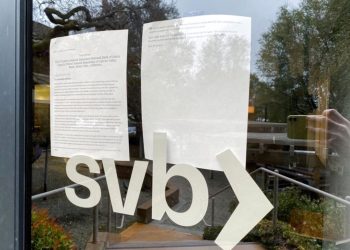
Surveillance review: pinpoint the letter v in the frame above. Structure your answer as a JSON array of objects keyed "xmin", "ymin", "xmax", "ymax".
[{"xmin": 103, "ymin": 159, "xmax": 148, "ymax": 215}]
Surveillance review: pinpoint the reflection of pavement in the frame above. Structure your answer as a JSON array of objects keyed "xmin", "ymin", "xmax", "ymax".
[
  {"xmin": 32, "ymin": 153, "xmax": 238, "ymax": 249},
  {"xmin": 32, "ymin": 153, "xmax": 144, "ymax": 249}
]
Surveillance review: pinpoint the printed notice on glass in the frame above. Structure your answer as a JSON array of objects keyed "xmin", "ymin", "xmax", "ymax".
[
  {"xmin": 141, "ymin": 15, "xmax": 251, "ymax": 171},
  {"xmin": 50, "ymin": 30, "xmax": 129, "ymax": 160}
]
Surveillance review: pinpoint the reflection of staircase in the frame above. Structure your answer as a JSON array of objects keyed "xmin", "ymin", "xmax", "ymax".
[
  {"xmin": 107, "ymin": 242, "xmax": 265, "ymax": 250},
  {"xmin": 116, "ymin": 223, "xmax": 202, "ymax": 242},
  {"xmin": 85, "ymin": 223, "xmax": 265, "ymax": 250},
  {"xmin": 114, "ymin": 162, "xmax": 179, "ymax": 224}
]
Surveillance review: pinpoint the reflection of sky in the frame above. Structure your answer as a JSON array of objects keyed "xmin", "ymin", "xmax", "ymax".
[
  {"xmin": 173, "ymin": 0, "xmax": 302, "ymax": 73},
  {"xmin": 34, "ymin": 0, "xmax": 301, "ymax": 73}
]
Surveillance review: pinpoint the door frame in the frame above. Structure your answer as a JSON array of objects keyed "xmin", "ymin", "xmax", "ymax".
[{"xmin": 0, "ymin": 0, "xmax": 32, "ymax": 248}]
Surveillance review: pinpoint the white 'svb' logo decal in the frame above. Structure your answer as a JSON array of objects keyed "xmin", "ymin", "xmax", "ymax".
[{"xmin": 65, "ymin": 133, "xmax": 273, "ymax": 250}]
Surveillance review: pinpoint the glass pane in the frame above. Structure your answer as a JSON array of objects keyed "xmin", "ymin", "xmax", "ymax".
[{"xmin": 31, "ymin": 0, "xmax": 350, "ymax": 249}]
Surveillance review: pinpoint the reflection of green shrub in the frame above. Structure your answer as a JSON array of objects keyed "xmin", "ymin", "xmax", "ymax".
[
  {"xmin": 246, "ymin": 219, "xmax": 339, "ymax": 250},
  {"xmin": 276, "ymin": 187, "xmax": 344, "ymax": 239},
  {"xmin": 32, "ymin": 207, "xmax": 75, "ymax": 250},
  {"xmin": 203, "ymin": 226, "xmax": 223, "ymax": 240},
  {"xmin": 221, "ymin": 187, "xmax": 345, "ymax": 247},
  {"xmin": 277, "ymin": 187, "xmax": 322, "ymax": 222},
  {"xmin": 246, "ymin": 219, "xmax": 322, "ymax": 250},
  {"xmin": 202, "ymin": 219, "xmax": 338, "ymax": 249},
  {"xmin": 321, "ymin": 200, "xmax": 345, "ymax": 240}
]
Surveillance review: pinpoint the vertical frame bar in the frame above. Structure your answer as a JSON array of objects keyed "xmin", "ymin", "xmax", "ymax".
[
  {"xmin": 0, "ymin": 0, "xmax": 31, "ymax": 248},
  {"xmin": 272, "ymin": 170, "xmax": 279, "ymax": 231}
]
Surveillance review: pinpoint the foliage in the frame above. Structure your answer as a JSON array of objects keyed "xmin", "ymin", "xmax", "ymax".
[
  {"xmin": 33, "ymin": 0, "xmax": 178, "ymax": 121},
  {"xmin": 202, "ymin": 226, "xmax": 223, "ymax": 240},
  {"xmin": 223, "ymin": 187, "xmax": 345, "ymax": 247},
  {"xmin": 276, "ymin": 187, "xmax": 322, "ymax": 222},
  {"xmin": 249, "ymin": 73, "xmax": 275, "ymax": 121},
  {"xmin": 202, "ymin": 219, "xmax": 339, "ymax": 249},
  {"xmin": 244, "ymin": 219, "xmax": 340, "ymax": 250},
  {"xmin": 321, "ymin": 199, "xmax": 345, "ymax": 239},
  {"xmin": 32, "ymin": 207, "xmax": 75, "ymax": 250},
  {"xmin": 271, "ymin": 186, "xmax": 345, "ymax": 239},
  {"xmin": 256, "ymin": 0, "xmax": 350, "ymax": 122}
]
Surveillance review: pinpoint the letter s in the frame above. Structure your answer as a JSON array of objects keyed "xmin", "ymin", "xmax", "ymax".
[{"xmin": 65, "ymin": 155, "xmax": 101, "ymax": 208}]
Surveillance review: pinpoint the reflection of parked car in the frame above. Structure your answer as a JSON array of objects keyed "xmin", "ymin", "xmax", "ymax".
[
  {"xmin": 128, "ymin": 114, "xmax": 140, "ymax": 144},
  {"xmin": 128, "ymin": 126, "xmax": 137, "ymax": 136},
  {"xmin": 128, "ymin": 114, "xmax": 143, "ymax": 158},
  {"xmin": 128, "ymin": 114, "xmax": 137, "ymax": 135}
]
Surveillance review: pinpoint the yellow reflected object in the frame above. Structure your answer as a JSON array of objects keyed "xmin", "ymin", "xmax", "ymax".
[
  {"xmin": 33, "ymin": 84, "xmax": 50, "ymax": 138},
  {"xmin": 34, "ymin": 84, "xmax": 50, "ymax": 104},
  {"xmin": 248, "ymin": 105, "xmax": 255, "ymax": 114}
]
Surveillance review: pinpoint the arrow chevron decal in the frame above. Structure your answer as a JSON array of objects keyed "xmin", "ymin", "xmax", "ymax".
[{"xmin": 215, "ymin": 150, "xmax": 273, "ymax": 250}]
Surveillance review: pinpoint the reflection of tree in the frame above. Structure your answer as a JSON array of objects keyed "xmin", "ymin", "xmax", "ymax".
[
  {"xmin": 141, "ymin": 19, "xmax": 196, "ymax": 117},
  {"xmin": 249, "ymin": 74, "xmax": 275, "ymax": 121},
  {"xmin": 142, "ymin": 24, "xmax": 251, "ymax": 124},
  {"xmin": 33, "ymin": 0, "xmax": 178, "ymax": 120},
  {"xmin": 193, "ymin": 35, "xmax": 250, "ymax": 120},
  {"xmin": 257, "ymin": 0, "xmax": 350, "ymax": 122},
  {"xmin": 196, "ymin": 35, "xmax": 249, "ymax": 78}
]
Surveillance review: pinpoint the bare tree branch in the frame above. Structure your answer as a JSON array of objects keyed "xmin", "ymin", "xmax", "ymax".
[{"xmin": 44, "ymin": 6, "xmax": 92, "ymax": 25}]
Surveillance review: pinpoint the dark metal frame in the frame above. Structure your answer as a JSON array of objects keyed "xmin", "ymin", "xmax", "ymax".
[{"xmin": 0, "ymin": 0, "xmax": 32, "ymax": 248}]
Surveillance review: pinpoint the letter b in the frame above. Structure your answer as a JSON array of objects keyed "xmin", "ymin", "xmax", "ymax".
[{"xmin": 152, "ymin": 133, "xmax": 208, "ymax": 226}]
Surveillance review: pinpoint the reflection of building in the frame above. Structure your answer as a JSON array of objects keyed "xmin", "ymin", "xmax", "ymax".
[
  {"xmin": 33, "ymin": 73, "xmax": 50, "ymax": 143},
  {"xmin": 33, "ymin": 22, "xmax": 51, "ymax": 141}
]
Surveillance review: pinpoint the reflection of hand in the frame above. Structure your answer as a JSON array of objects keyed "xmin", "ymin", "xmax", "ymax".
[{"xmin": 308, "ymin": 109, "xmax": 350, "ymax": 158}]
